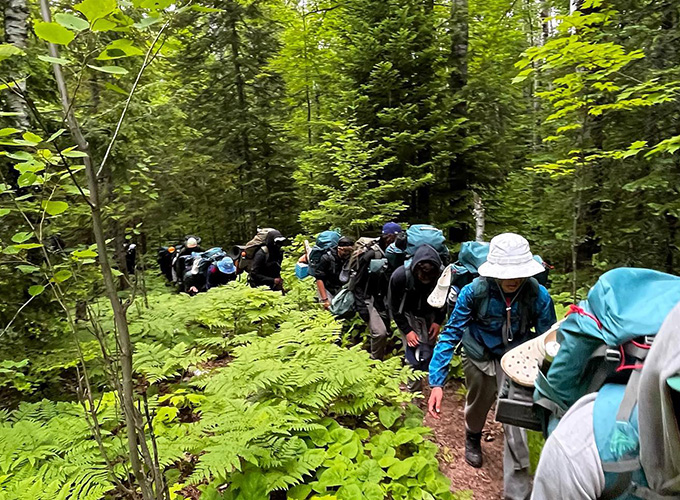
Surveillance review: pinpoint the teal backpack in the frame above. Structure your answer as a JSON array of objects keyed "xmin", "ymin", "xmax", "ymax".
[
  {"xmin": 308, "ymin": 231, "xmax": 341, "ymax": 278},
  {"xmin": 534, "ymin": 268, "xmax": 680, "ymax": 433},
  {"xmin": 404, "ymin": 224, "xmax": 450, "ymax": 267}
]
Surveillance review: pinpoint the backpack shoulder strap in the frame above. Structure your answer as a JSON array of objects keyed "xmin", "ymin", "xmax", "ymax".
[
  {"xmin": 471, "ymin": 277, "xmax": 491, "ymax": 320},
  {"xmin": 398, "ymin": 267, "xmax": 414, "ymax": 315}
]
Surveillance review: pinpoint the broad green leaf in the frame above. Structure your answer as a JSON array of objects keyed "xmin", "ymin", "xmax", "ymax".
[
  {"xmin": 53, "ymin": 270, "xmax": 73, "ymax": 283},
  {"xmin": 287, "ymin": 484, "xmax": 312, "ymax": 500},
  {"xmin": 12, "ymin": 232, "xmax": 33, "ymax": 243},
  {"xmin": 0, "ymin": 209, "xmax": 10, "ymax": 217},
  {"xmin": 73, "ymin": 248, "xmax": 98, "ymax": 259},
  {"xmin": 38, "ymin": 55, "xmax": 73, "ymax": 65},
  {"xmin": 62, "ymin": 148, "xmax": 89, "ymax": 158},
  {"xmin": 43, "ymin": 200, "xmax": 69, "ymax": 216},
  {"xmin": 74, "ymin": 0, "xmax": 117, "ymax": 22},
  {"xmin": 17, "ymin": 265, "xmax": 40, "ymax": 274},
  {"xmin": 28, "ymin": 285, "xmax": 45, "ymax": 297},
  {"xmin": 336, "ymin": 484, "xmax": 362, "ymax": 500},
  {"xmin": 0, "ymin": 128, "xmax": 21, "ymax": 137},
  {"xmin": 97, "ymin": 38, "xmax": 143, "ymax": 60},
  {"xmin": 23, "ymin": 132, "xmax": 43, "ymax": 144},
  {"xmin": 7, "ymin": 151, "xmax": 33, "ymax": 161},
  {"xmin": 378, "ymin": 406, "xmax": 401, "ymax": 429},
  {"xmin": 91, "ymin": 18, "xmax": 117, "ymax": 32},
  {"xmin": 318, "ymin": 465, "xmax": 347, "ymax": 487},
  {"xmin": 386, "ymin": 459, "xmax": 412, "ymax": 479},
  {"xmin": 362, "ymin": 483, "xmax": 384, "ymax": 500},
  {"xmin": 0, "ymin": 44, "xmax": 25, "ymax": 61},
  {"xmin": 154, "ymin": 406, "xmax": 179, "ymax": 423},
  {"xmin": 34, "ymin": 22, "xmax": 76, "ymax": 45},
  {"xmin": 87, "ymin": 64, "xmax": 129, "ymax": 75},
  {"xmin": 17, "ymin": 173, "xmax": 37, "ymax": 187},
  {"xmin": 54, "ymin": 13, "xmax": 90, "ymax": 32}
]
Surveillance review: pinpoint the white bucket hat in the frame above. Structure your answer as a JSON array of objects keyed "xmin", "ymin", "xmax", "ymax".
[
  {"xmin": 477, "ymin": 233, "xmax": 545, "ymax": 280},
  {"xmin": 186, "ymin": 237, "xmax": 198, "ymax": 249},
  {"xmin": 501, "ymin": 321, "xmax": 563, "ymax": 387}
]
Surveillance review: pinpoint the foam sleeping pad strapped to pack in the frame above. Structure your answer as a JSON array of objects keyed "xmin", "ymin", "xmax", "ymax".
[{"xmin": 535, "ymin": 267, "xmax": 680, "ymax": 423}]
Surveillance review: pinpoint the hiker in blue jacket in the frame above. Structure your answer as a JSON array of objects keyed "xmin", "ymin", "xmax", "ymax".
[{"xmin": 428, "ymin": 233, "xmax": 556, "ymax": 500}]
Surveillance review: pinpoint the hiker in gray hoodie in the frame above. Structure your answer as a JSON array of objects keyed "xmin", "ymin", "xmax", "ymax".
[{"xmin": 532, "ymin": 302, "xmax": 680, "ymax": 500}]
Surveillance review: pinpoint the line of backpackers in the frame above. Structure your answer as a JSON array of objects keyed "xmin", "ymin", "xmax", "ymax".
[
  {"xmin": 299, "ymin": 224, "xmax": 680, "ymax": 500},
  {"xmin": 156, "ymin": 229, "xmax": 290, "ymax": 294}
]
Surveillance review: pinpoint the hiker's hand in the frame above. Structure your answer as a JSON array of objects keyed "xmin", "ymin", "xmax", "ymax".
[
  {"xmin": 428, "ymin": 387, "xmax": 443, "ymax": 419},
  {"xmin": 189, "ymin": 286, "xmax": 198, "ymax": 294},
  {"xmin": 274, "ymin": 278, "xmax": 283, "ymax": 287},
  {"xmin": 429, "ymin": 323, "xmax": 441, "ymax": 341},
  {"xmin": 406, "ymin": 331, "xmax": 420, "ymax": 347},
  {"xmin": 322, "ymin": 298, "xmax": 330, "ymax": 310}
]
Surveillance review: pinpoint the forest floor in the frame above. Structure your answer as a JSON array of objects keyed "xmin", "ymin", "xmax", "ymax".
[{"xmin": 422, "ymin": 382, "xmax": 504, "ymax": 500}]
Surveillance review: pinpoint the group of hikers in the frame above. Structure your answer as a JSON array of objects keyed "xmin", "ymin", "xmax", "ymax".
[
  {"xmin": 156, "ymin": 229, "xmax": 289, "ymax": 294},
  {"xmin": 156, "ymin": 223, "xmax": 680, "ymax": 500}
]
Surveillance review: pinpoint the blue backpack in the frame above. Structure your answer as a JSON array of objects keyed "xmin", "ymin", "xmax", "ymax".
[{"xmin": 308, "ymin": 231, "xmax": 341, "ymax": 278}]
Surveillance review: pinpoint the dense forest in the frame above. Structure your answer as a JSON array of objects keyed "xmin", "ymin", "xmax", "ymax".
[{"xmin": 1, "ymin": 0, "xmax": 679, "ymax": 498}]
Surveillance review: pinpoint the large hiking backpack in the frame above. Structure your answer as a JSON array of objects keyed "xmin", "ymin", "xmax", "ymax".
[
  {"xmin": 446, "ymin": 241, "xmax": 490, "ymax": 306},
  {"xmin": 404, "ymin": 224, "xmax": 450, "ymax": 267},
  {"xmin": 308, "ymin": 231, "xmax": 341, "ymax": 278},
  {"xmin": 590, "ymin": 302, "xmax": 680, "ymax": 500},
  {"xmin": 182, "ymin": 247, "xmax": 227, "ymax": 293},
  {"xmin": 534, "ymin": 268, "xmax": 680, "ymax": 434},
  {"xmin": 232, "ymin": 228, "xmax": 276, "ymax": 274}
]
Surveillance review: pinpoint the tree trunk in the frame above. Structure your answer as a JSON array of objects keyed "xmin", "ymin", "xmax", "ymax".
[
  {"xmin": 226, "ymin": 2, "xmax": 252, "ymax": 239},
  {"xmin": 4, "ymin": 0, "xmax": 30, "ymax": 129},
  {"xmin": 447, "ymin": 0, "xmax": 469, "ymax": 240},
  {"xmin": 38, "ymin": 2, "xmax": 160, "ymax": 498},
  {"xmin": 473, "ymin": 192, "xmax": 485, "ymax": 242}
]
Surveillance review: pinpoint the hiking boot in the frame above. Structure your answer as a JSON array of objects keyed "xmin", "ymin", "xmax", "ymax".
[{"xmin": 465, "ymin": 430, "xmax": 483, "ymax": 468}]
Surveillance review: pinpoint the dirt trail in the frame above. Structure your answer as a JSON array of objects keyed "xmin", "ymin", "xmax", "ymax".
[{"xmin": 422, "ymin": 382, "xmax": 504, "ymax": 500}]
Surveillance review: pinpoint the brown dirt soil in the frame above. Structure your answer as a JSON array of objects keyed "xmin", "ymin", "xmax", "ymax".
[{"xmin": 422, "ymin": 382, "xmax": 504, "ymax": 500}]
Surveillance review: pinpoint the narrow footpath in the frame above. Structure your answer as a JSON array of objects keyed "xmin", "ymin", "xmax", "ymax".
[{"xmin": 423, "ymin": 383, "xmax": 504, "ymax": 500}]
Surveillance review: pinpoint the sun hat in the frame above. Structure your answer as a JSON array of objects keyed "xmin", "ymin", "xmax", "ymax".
[
  {"xmin": 186, "ymin": 237, "xmax": 198, "ymax": 249},
  {"xmin": 428, "ymin": 264, "xmax": 453, "ymax": 308},
  {"xmin": 382, "ymin": 222, "xmax": 402, "ymax": 235},
  {"xmin": 216, "ymin": 256, "xmax": 236, "ymax": 275},
  {"xmin": 501, "ymin": 321, "xmax": 563, "ymax": 387},
  {"xmin": 477, "ymin": 233, "xmax": 546, "ymax": 280}
]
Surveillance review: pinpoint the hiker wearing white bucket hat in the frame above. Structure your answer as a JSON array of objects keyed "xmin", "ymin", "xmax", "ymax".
[{"xmin": 428, "ymin": 233, "xmax": 556, "ymax": 500}]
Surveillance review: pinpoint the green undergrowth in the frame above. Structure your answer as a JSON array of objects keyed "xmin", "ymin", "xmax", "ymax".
[{"xmin": 0, "ymin": 273, "xmax": 466, "ymax": 500}]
